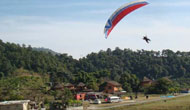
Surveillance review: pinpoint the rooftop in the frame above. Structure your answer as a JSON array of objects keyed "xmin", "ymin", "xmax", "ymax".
[
  {"xmin": 64, "ymin": 83, "xmax": 74, "ymax": 87},
  {"xmin": 107, "ymin": 81, "xmax": 121, "ymax": 86},
  {"xmin": 77, "ymin": 82, "xmax": 85, "ymax": 87},
  {"xmin": 0, "ymin": 100, "xmax": 30, "ymax": 105},
  {"xmin": 143, "ymin": 77, "xmax": 152, "ymax": 82}
]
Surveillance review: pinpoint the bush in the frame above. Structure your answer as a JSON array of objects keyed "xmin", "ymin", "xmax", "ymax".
[{"xmin": 68, "ymin": 100, "xmax": 82, "ymax": 106}]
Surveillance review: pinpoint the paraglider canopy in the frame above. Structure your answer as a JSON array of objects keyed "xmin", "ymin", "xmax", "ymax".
[{"xmin": 104, "ymin": 0, "xmax": 149, "ymax": 38}]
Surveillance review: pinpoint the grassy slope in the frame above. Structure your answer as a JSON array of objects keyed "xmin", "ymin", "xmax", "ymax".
[{"xmin": 105, "ymin": 95, "xmax": 190, "ymax": 110}]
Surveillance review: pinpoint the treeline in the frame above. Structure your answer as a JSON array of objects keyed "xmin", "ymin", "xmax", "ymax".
[
  {"xmin": 1, "ymin": 39, "xmax": 190, "ymax": 89},
  {"xmin": 0, "ymin": 40, "xmax": 77, "ymax": 82},
  {"xmin": 79, "ymin": 47, "xmax": 190, "ymax": 88}
]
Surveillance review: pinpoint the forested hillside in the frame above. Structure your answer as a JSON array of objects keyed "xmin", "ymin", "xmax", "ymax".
[
  {"xmin": 0, "ymin": 39, "xmax": 77, "ymax": 82},
  {"xmin": 82, "ymin": 47, "xmax": 190, "ymax": 81},
  {"xmin": 0, "ymin": 39, "xmax": 190, "ymax": 89}
]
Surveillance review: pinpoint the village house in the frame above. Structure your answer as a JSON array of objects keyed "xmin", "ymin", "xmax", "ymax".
[
  {"xmin": 75, "ymin": 92, "xmax": 86, "ymax": 100},
  {"xmin": 103, "ymin": 81, "xmax": 123, "ymax": 94},
  {"xmin": 0, "ymin": 100, "xmax": 30, "ymax": 110},
  {"xmin": 140, "ymin": 77, "xmax": 153, "ymax": 87},
  {"xmin": 64, "ymin": 83, "xmax": 75, "ymax": 90},
  {"xmin": 76, "ymin": 82, "xmax": 87, "ymax": 92},
  {"xmin": 51, "ymin": 83, "xmax": 64, "ymax": 91}
]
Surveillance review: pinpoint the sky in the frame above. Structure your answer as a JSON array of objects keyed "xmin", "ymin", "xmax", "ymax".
[{"xmin": 0, "ymin": 0, "xmax": 190, "ymax": 59}]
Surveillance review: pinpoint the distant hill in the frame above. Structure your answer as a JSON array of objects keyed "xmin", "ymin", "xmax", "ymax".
[
  {"xmin": 1, "ymin": 39, "xmax": 190, "ymax": 89},
  {"xmin": 0, "ymin": 39, "xmax": 76, "ymax": 82},
  {"xmin": 32, "ymin": 47, "xmax": 60, "ymax": 55}
]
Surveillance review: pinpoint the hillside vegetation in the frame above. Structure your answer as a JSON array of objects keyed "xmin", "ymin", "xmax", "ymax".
[{"xmin": 0, "ymin": 39, "xmax": 190, "ymax": 100}]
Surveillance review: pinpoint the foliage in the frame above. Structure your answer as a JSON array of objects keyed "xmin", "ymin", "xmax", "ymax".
[
  {"xmin": 62, "ymin": 88, "xmax": 74, "ymax": 106},
  {"xmin": 68, "ymin": 100, "xmax": 82, "ymax": 106},
  {"xmin": 1, "ymin": 39, "xmax": 190, "ymax": 96},
  {"xmin": 0, "ymin": 76, "xmax": 45, "ymax": 101},
  {"xmin": 120, "ymin": 72, "xmax": 140, "ymax": 92},
  {"xmin": 146, "ymin": 78, "xmax": 174, "ymax": 94}
]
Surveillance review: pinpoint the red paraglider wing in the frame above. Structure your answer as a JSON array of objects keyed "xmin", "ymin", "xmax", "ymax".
[{"xmin": 104, "ymin": 0, "xmax": 148, "ymax": 38}]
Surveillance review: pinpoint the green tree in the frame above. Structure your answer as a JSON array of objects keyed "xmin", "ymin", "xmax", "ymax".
[
  {"xmin": 120, "ymin": 72, "xmax": 139, "ymax": 92},
  {"xmin": 122, "ymin": 82, "xmax": 132, "ymax": 93},
  {"xmin": 147, "ymin": 78, "xmax": 173, "ymax": 94},
  {"xmin": 62, "ymin": 88, "xmax": 73, "ymax": 106}
]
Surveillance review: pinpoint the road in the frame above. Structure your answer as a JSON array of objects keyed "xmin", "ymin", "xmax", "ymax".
[{"xmin": 88, "ymin": 93, "xmax": 190, "ymax": 110}]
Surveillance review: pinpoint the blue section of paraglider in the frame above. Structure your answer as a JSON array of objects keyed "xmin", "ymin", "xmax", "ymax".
[
  {"xmin": 105, "ymin": 19, "xmax": 112, "ymax": 33},
  {"xmin": 110, "ymin": 1, "xmax": 148, "ymax": 22},
  {"xmin": 105, "ymin": 31, "xmax": 108, "ymax": 39},
  {"xmin": 105, "ymin": 19, "xmax": 112, "ymax": 29}
]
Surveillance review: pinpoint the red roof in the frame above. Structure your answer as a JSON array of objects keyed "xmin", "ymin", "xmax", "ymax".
[{"xmin": 107, "ymin": 81, "xmax": 121, "ymax": 86}]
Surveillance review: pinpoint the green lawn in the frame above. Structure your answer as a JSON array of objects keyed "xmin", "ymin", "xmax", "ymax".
[{"xmin": 104, "ymin": 94, "xmax": 190, "ymax": 110}]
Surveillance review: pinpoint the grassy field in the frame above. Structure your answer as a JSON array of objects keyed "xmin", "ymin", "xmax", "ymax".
[{"xmin": 104, "ymin": 94, "xmax": 190, "ymax": 110}]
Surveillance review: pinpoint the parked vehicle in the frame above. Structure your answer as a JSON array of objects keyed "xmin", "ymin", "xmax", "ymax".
[
  {"xmin": 107, "ymin": 96, "xmax": 122, "ymax": 103},
  {"xmin": 93, "ymin": 99, "xmax": 101, "ymax": 104}
]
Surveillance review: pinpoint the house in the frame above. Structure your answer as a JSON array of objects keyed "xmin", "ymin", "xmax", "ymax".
[
  {"xmin": 76, "ymin": 82, "xmax": 87, "ymax": 91},
  {"xmin": 75, "ymin": 92, "xmax": 86, "ymax": 100},
  {"xmin": 51, "ymin": 83, "xmax": 64, "ymax": 90},
  {"xmin": 102, "ymin": 81, "xmax": 123, "ymax": 94},
  {"xmin": 0, "ymin": 100, "xmax": 30, "ymax": 110},
  {"xmin": 140, "ymin": 77, "xmax": 153, "ymax": 87},
  {"xmin": 64, "ymin": 83, "xmax": 75, "ymax": 90}
]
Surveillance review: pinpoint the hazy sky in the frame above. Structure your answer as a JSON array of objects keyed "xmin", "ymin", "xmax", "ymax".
[{"xmin": 0, "ymin": 0, "xmax": 190, "ymax": 59}]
